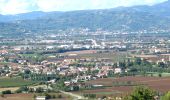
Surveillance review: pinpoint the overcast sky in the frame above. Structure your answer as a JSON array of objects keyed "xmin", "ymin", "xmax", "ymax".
[{"xmin": 0, "ymin": 0, "xmax": 167, "ymax": 15}]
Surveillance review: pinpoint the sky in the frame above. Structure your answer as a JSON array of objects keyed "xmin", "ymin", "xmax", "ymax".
[{"xmin": 0, "ymin": 0, "xmax": 167, "ymax": 15}]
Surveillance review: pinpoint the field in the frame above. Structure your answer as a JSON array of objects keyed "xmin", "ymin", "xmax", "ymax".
[
  {"xmin": 73, "ymin": 76, "xmax": 170, "ymax": 97},
  {"xmin": 147, "ymin": 72, "xmax": 170, "ymax": 77},
  {"xmin": 61, "ymin": 50, "xmax": 128, "ymax": 62},
  {"xmin": 0, "ymin": 77, "xmax": 37, "ymax": 88},
  {"xmin": 0, "ymin": 85, "xmax": 49, "ymax": 92},
  {"xmin": 0, "ymin": 87, "xmax": 19, "ymax": 92},
  {"xmin": 0, "ymin": 93, "xmax": 71, "ymax": 100},
  {"xmin": 62, "ymin": 50, "xmax": 97, "ymax": 55}
]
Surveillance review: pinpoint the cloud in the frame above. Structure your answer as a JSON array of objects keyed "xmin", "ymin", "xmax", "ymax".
[
  {"xmin": 0, "ymin": 0, "xmax": 38, "ymax": 15},
  {"xmin": 0, "ymin": 0, "xmax": 167, "ymax": 15}
]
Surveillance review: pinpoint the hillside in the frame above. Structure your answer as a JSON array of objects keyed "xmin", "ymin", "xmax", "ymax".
[{"xmin": 0, "ymin": 0, "xmax": 170, "ymax": 34}]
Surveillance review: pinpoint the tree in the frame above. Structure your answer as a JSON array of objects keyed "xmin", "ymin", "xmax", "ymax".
[
  {"xmin": 4, "ymin": 57, "xmax": 9, "ymax": 62},
  {"xmin": 135, "ymin": 58, "xmax": 142, "ymax": 65},
  {"xmin": 127, "ymin": 58, "xmax": 132, "ymax": 67},
  {"xmin": 24, "ymin": 69, "xmax": 31, "ymax": 74},
  {"xmin": 158, "ymin": 62, "xmax": 166, "ymax": 68},
  {"xmin": 35, "ymin": 87, "xmax": 44, "ymax": 93},
  {"xmin": 72, "ymin": 86, "xmax": 79, "ymax": 91},
  {"xmin": 124, "ymin": 86, "xmax": 156, "ymax": 100},
  {"xmin": 44, "ymin": 93, "xmax": 51, "ymax": 99},
  {"xmin": 101, "ymin": 96, "xmax": 107, "ymax": 99},
  {"xmin": 158, "ymin": 73, "xmax": 162, "ymax": 77},
  {"xmin": 2, "ymin": 90, "xmax": 12, "ymax": 94},
  {"xmin": 52, "ymin": 95, "xmax": 56, "ymax": 99},
  {"xmin": 108, "ymin": 70, "xmax": 114, "ymax": 77},
  {"xmin": 119, "ymin": 62, "xmax": 126, "ymax": 69},
  {"xmin": 15, "ymin": 86, "xmax": 29, "ymax": 93},
  {"xmin": 28, "ymin": 88, "xmax": 34, "ymax": 93}
]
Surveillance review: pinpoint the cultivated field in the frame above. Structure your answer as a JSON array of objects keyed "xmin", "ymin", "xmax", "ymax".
[
  {"xmin": 73, "ymin": 76, "xmax": 170, "ymax": 97},
  {"xmin": 60, "ymin": 50, "xmax": 128, "ymax": 62},
  {"xmin": 63, "ymin": 50, "xmax": 97, "ymax": 55}
]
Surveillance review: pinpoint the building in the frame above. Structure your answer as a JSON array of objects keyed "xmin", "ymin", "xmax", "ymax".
[
  {"xmin": 114, "ymin": 68, "xmax": 122, "ymax": 74},
  {"xmin": 36, "ymin": 96, "xmax": 46, "ymax": 100}
]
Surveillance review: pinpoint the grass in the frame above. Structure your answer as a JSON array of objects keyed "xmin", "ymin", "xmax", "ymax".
[
  {"xmin": 147, "ymin": 72, "xmax": 170, "ymax": 77},
  {"xmin": 0, "ymin": 77, "xmax": 37, "ymax": 88},
  {"xmin": 161, "ymin": 73, "xmax": 170, "ymax": 77},
  {"xmin": 0, "ymin": 87, "xmax": 19, "ymax": 92}
]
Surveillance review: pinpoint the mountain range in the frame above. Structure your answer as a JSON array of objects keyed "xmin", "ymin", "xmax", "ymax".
[{"xmin": 1, "ymin": 0, "xmax": 170, "ymax": 34}]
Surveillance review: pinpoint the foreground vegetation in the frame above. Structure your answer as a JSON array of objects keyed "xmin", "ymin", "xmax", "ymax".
[{"xmin": 124, "ymin": 86, "xmax": 170, "ymax": 100}]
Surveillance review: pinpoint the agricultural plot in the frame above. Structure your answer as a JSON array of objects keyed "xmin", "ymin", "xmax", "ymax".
[
  {"xmin": 0, "ymin": 77, "xmax": 37, "ymax": 88},
  {"xmin": 74, "ymin": 76, "xmax": 170, "ymax": 97},
  {"xmin": 77, "ymin": 52, "xmax": 128, "ymax": 62},
  {"xmin": 0, "ymin": 93, "xmax": 71, "ymax": 100}
]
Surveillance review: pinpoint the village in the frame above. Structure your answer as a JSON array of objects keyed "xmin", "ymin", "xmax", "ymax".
[{"xmin": 0, "ymin": 30, "xmax": 169, "ymax": 100}]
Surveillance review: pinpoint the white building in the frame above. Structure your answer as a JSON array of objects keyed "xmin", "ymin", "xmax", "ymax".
[
  {"xmin": 114, "ymin": 68, "xmax": 122, "ymax": 74},
  {"xmin": 36, "ymin": 96, "xmax": 46, "ymax": 100}
]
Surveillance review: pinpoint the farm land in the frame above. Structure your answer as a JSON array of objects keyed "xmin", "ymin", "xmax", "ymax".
[{"xmin": 73, "ymin": 76, "xmax": 170, "ymax": 97}]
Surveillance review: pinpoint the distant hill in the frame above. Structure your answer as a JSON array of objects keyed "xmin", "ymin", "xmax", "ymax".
[{"xmin": 1, "ymin": 0, "xmax": 170, "ymax": 34}]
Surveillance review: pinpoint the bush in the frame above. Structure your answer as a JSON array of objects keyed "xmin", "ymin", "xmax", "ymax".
[
  {"xmin": 33, "ymin": 94, "xmax": 36, "ymax": 98},
  {"xmin": 101, "ymin": 96, "xmax": 107, "ymax": 99},
  {"xmin": 15, "ymin": 86, "xmax": 29, "ymax": 93},
  {"xmin": 15, "ymin": 89, "xmax": 22, "ymax": 93},
  {"xmin": 0, "ymin": 94, "xmax": 4, "ymax": 97},
  {"xmin": 124, "ymin": 86, "xmax": 156, "ymax": 100},
  {"xmin": 58, "ymin": 94, "xmax": 62, "ymax": 98},
  {"xmin": 28, "ymin": 88, "xmax": 34, "ymax": 93},
  {"xmin": 35, "ymin": 87, "xmax": 44, "ymax": 93},
  {"xmin": 83, "ymin": 94, "xmax": 96, "ymax": 98},
  {"xmin": 44, "ymin": 93, "xmax": 51, "ymax": 99},
  {"xmin": 159, "ymin": 73, "xmax": 162, "ymax": 77},
  {"xmin": 52, "ymin": 95, "xmax": 56, "ymax": 98},
  {"xmin": 2, "ymin": 90, "xmax": 12, "ymax": 94}
]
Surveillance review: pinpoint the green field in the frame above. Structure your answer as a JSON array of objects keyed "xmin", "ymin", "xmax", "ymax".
[
  {"xmin": 147, "ymin": 72, "xmax": 170, "ymax": 77},
  {"xmin": 20, "ymin": 54, "xmax": 40, "ymax": 58},
  {"xmin": 0, "ymin": 93, "xmax": 72, "ymax": 100},
  {"xmin": 0, "ymin": 77, "xmax": 37, "ymax": 88}
]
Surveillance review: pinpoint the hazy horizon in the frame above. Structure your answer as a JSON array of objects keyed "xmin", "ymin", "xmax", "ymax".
[{"xmin": 0, "ymin": 0, "xmax": 167, "ymax": 15}]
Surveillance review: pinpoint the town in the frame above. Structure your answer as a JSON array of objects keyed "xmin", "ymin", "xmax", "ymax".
[
  {"xmin": 0, "ymin": 29, "xmax": 170, "ymax": 100},
  {"xmin": 1, "ymin": 0, "xmax": 170, "ymax": 99}
]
